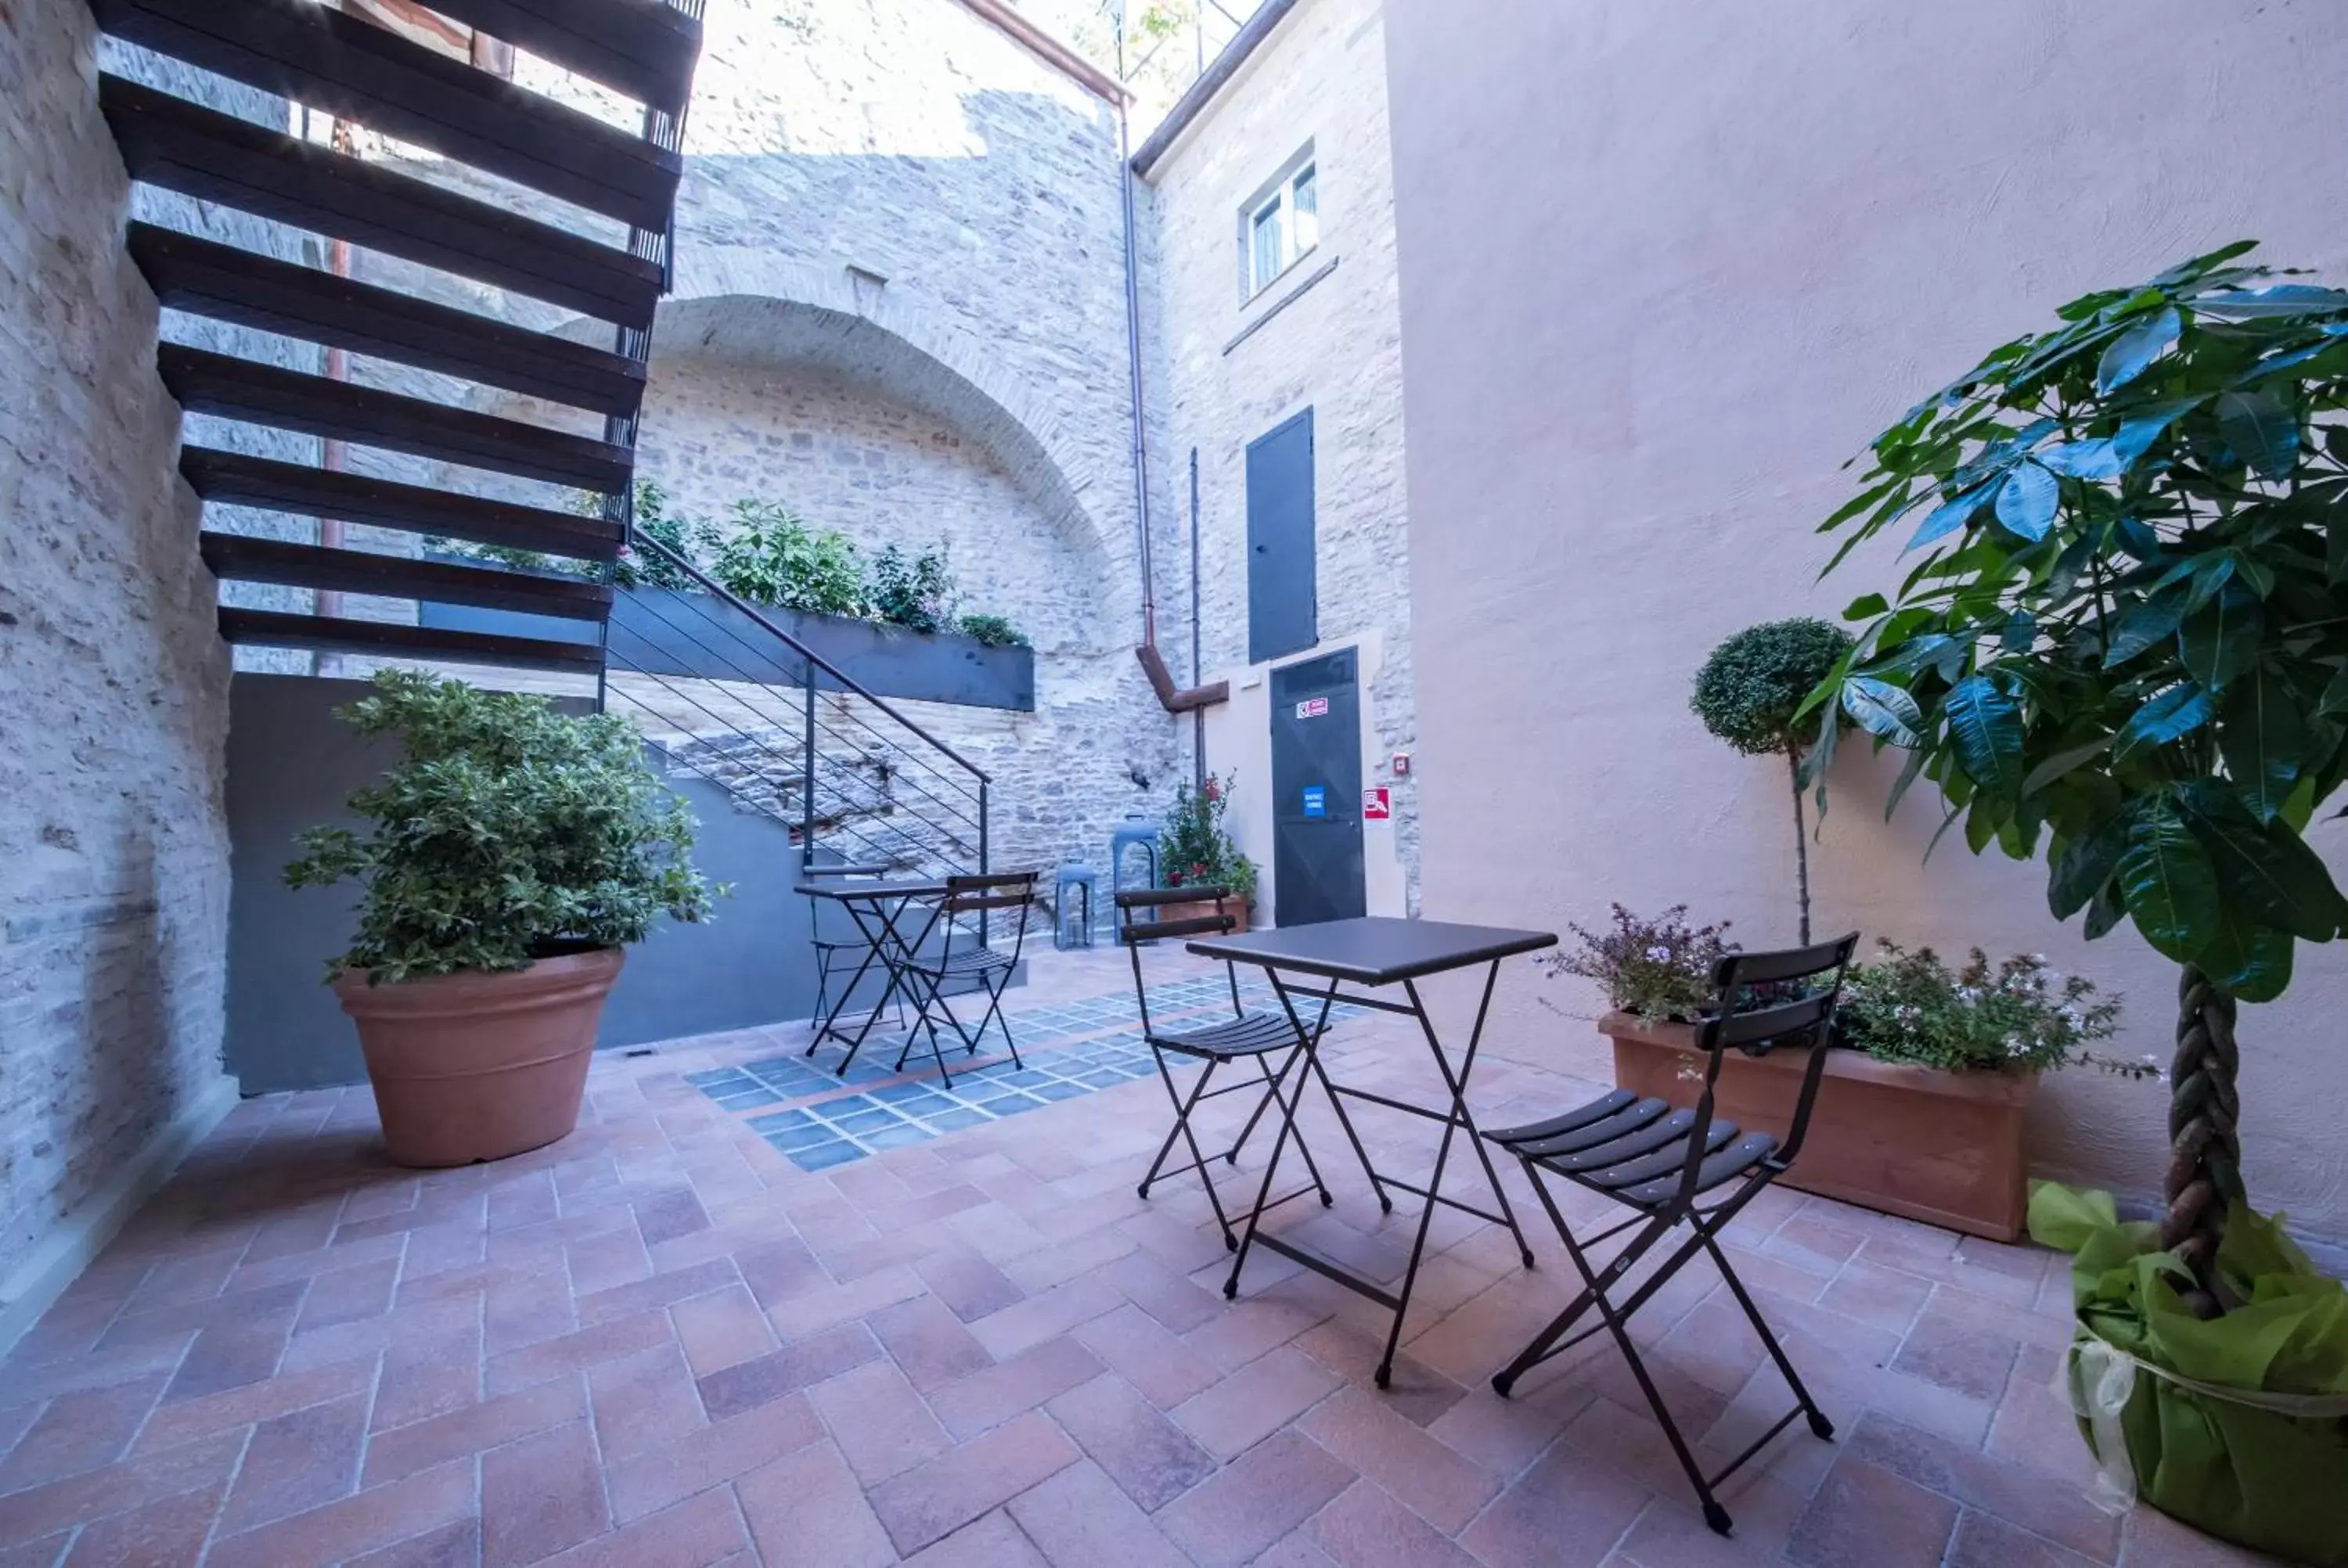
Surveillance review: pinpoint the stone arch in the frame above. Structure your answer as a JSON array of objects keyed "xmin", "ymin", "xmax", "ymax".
[{"xmin": 559, "ymin": 251, "xmax": 1128, "ymax": 592}]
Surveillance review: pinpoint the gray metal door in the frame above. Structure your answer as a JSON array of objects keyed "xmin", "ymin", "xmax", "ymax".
[
  {"xmin": 1246, "ymin": 408, "xmax": 1316, "ymax": 664},
  {"xmin": 1269, "ymin": 649, "xmax": 1365, "ymax": 927}
]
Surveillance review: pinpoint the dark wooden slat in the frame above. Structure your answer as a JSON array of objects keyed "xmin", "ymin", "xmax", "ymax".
[
  {"xmin": 89, "ymin": 0, "xmax": 681, "ymax": 228},
  {"xmin": 201, "ymin": 534, "xmax": 612, "ymax": 621},
  {"xmin": 100, "ymin": 74, "xmax": 660, "ymax": 327},
  {"xmin": 182, "ymin": 449, "xmax": 621, "ymax": 561},
  {"xmin": 425, "ymin": 0, "xmax": 703, "ymax": 114},
  {"xmin": 159, "ymin": 343, "xmax": 633, "ymax": 491},
  {"xmin": 129, "ymin": 225, "xmax": 645, "ymax": 419},
  {"xmin": 218, "ymin": 607, "xmax": 604, "ymax": 674}
]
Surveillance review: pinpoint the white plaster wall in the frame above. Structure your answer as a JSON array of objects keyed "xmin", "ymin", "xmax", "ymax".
[
  {"xmin": 1380, "ymin": 0, "xmax": 2348, "ymax": 1236},
  {"xmin": 1140, "ymin": 0, "xmax": 1417, "ymax": 915}
]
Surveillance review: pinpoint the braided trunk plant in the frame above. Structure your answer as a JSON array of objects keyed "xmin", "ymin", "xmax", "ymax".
[{"xmin": 1806, "ymin": 243, "xmax": 2348, "ymax": 1314}]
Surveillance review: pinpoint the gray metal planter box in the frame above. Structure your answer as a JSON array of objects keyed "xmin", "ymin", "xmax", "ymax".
[{"xmin": 419, "ymin": 559, "xmax": 1035, "ymax": 712}]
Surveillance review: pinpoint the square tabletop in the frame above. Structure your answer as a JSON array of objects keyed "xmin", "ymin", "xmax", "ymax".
[
  {"xmin": 1188, "ymin": 915, "xmax": 1557, "ymax": 986},
  {"xmin": 793, "ymin": 877, "xmax": 948, "ymax": 901}
]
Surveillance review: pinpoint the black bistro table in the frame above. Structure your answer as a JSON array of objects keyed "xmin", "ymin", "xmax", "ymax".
[
  {"xmin": 1187, "ymin": 916, "xmax": 1558, "ymax": 1388},
  {"xmin": 794, "ymin": 876, "xmax": 948, "ymax": 1067}
]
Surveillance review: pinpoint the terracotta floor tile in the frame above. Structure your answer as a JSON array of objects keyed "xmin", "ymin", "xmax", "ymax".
[
  {"xmin": 807, "ymin": 1359, "xmax": 952, "ymax": 1486},
  {"xmin": 0, "ymin": 1431, "xmax": 243, "ymax": 1548},
  {"xmin": 866, "ymin": 1411, "xmax": 1079, "ymax": 1555},
  {"xmin": 365, "ymin": 1376, "xmax": 588, "ymax": 1490},
  {"xmin": 1172, "ymin": 1344, "xmax": 1342, "ymax": 1460},
  {"xmin": 1454, "ymin": 1434, "xmax": 1651, "ymax": 1568},
  {"xmin": 207, "ymin": 1458, "xmax": 476, "ymax": 1568},
  {"xmin": 1154, "ymin": 1429, "xmax": 1356, "ymax": 1568},
  {"xmin": 1784, "ymin": 1458, "xmax": 1958, "ymax": 1568},
  {"xmin": 927, "ymin": 1337, "xmax": 1103, "ymax": 1443},
  {"xmin": 534, "ymin": 1486, "xmax": 748, "ymax": 1568},
  {"xmin": 484, "ymin": 1311, "xmax": 671, "ymax": 1399},
  {"xmin": 1006, "ymin": 1458, "xmax": 1188, "ymax": 1568},
  {"xmin": 900, "ymin": 1509, "xmax": 1049, "ymax": 1567},
  {"xmin": 341, "ymin": 1515, "xmax": 482, "ymax": 1568},
  {"xmin": 866, "ymin": 1294, "xmax": 995, "ymax": 1391},
  {"xmin": 603, "ymin": 1392, "xmax": 823, "ymax": 1524},
  {"xmin": 694, "ymin": 1320, "xmax": 878, "ymax": 1421},
  {"xmin": 584, "ymin": 1343, "xmax": 706, "ymax": 1467},
  {"xmin": 481, "ymin": 1418, "xmax": 608, "ymax": 1568},
  {"xmin": 1843, "ymin": 1412, "xmax": 2122, "ymax": 1563},
  {"xmin": 214, "ymin": 1388, "xmax": 371, "ymax": 1535},
  {"xmin": 1073, "ymin": 1304, "xmax": 1220, "ymax": 1408},
  {"xmin": 56, "ymin": 1480, "xmax": 225, "ymax": 1568},
  {"xmin": 0, "ymin": 1376, "xmax": 167, "ymax": 1495},
  {"xmin": 1307, "ymin": 1477, "xmax": 1481, "ymax": 1568},
  {"xmin": 573, "ymin": 1258, "xmax": 738, "ymax": 1329},
  {"xmin": 1044, "ymin": 1372, "xmax": 1216, "ymax": 1512},
  {"xmin": 734, "ymin": 1439, "xmax": 895, "ymax": 1568},
  {"xmin": 913, "ymin": 1247, "xmax": 1029, "ymax": 1323},
  {"xmin": 1298, "ymin": 1387, "xmax": 1498, "ymax": 1534},
  {"xmin": 669, "ymin": 1283, "xmax": 777, "ymax": 1378},
  {"xmin": 1947, "ymin": 1509, "xmax": 2107, "ymax": 1568}
]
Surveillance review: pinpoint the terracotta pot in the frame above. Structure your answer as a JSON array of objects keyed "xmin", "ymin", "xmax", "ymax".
[
  {"xmin": 1157, "ymin": 897, "xmax": 1249, "ymax": 934},
  {"xmin": 334, "ymin": 948, "xmax": 623, "ymax": 1168},
  {"xmin": 1601, "ymin": 1010, "xmax": 2036, "ymax": 1242}
]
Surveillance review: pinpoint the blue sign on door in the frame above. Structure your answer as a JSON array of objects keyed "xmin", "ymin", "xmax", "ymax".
[{"xmin": 1302, "ymin": 786, "xmax": 1327, "ymax": 818}]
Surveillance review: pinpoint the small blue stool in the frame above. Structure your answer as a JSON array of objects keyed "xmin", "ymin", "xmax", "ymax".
[
  {"xmin": 1109, "ymin": 819, "xmax": 1161, "ymax": 937},
  {"xmin": 1053, "ymin": 865, "xmax": 1098, "ymax": 950}
]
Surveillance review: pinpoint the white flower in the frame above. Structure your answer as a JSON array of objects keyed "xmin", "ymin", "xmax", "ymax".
[
  {"xmin": 1646, "ymin": 944, "xmax": 1673, "ymax": 962},
  {"xmin": 2030, "ymin": 953, "xmax": 2049, "ymax": 965}
]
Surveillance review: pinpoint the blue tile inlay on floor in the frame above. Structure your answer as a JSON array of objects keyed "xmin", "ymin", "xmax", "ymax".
[{"xmin": 688, "ymin": 976, "xmax": 1368, "ymax": 1174}]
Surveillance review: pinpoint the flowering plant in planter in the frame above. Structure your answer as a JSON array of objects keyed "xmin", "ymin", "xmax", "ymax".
[
  {"xmin": 1161, "ymin": 771, "xmax": 1257, "ymax": 901},
  {"xmin": 1538, "ymin": 904, "xmax": 1733, "ymax": 1023},
  {"xmin": 1836, "ymin": 941, "xmax": 2145, "ymax": 1075}
]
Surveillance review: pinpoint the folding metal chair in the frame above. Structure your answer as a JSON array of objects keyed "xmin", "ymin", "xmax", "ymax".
[
  {"xmin": 895, "ymin": 871, "xmax": 1038, "ymax": 1087},
  {"xmin": 1483, "ymin": 933, "xmax": 1860, "ymax": 1537},
  {"xmin": 1116, "ymin": 887, "xmax": 1365, "ymax": 1250},
  {"xmin": 804, "ymin": 863, "xmax": 902, "ymax": 1041}
]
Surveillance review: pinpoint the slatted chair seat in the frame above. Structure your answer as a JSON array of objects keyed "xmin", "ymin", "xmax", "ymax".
[
  {"xmin": 1147, "ymin": 1010, "xmax": 1298, "ymax": 1061},
  {"xmin": 892, "ymin": 872, "xmax": 1038, "ymax": 1086},
  {"xmin": 1115, "ymin": 887, "xmax": 1381, "ymax": 1251},
  {"xmin": 1482, "ymin": 933, "xmax": 1860, "ymax": 1539}
]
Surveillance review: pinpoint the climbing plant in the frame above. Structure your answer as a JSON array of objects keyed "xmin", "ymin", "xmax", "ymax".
[{"xmin": 1808, "ymin": 242, "xmax": 2348, "ymax": 1312}]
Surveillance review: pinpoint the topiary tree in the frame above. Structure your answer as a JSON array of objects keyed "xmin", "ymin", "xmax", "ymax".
[
  {"xmin": 1808, "ymin": 243, "xmax": 2348, "ymax": 1313},
  {"xmin": 1691, "ymin": 618, "xmax": 1854, "ymax": 943}
]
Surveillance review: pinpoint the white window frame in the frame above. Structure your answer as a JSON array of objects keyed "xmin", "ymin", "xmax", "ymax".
[{"xmin": 1239, "ymin": 146, "xmax": 1319, "ymax": 302}]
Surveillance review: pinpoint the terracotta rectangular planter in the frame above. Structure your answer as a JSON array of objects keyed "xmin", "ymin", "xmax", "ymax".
[
  {"xmin": 1601, "ymin": 1010, "xmax": 2036, "ymax": 1242},
  {"xmin": 1155, "ymin": 897, "xmax": 1249, "ymax": 934}
]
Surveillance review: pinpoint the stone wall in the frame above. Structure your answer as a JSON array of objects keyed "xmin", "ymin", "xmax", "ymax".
[
  {"xmin": 1136, "ymin": 0, "xmax": 1419, "ymax": 913},
  {"xmin": 0, "ymin": 9, "xmax": 275, "ymax": 1300}
]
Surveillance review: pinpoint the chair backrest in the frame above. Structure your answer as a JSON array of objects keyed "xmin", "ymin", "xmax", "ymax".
[
  {"xmin": 940, "ymin": 871, "xmax": 1038, "ymax": 962},
  {"xmin": 1669, "ymin": 933, "xmax": 1861, "ymax": 1208},
  {"xmin": 1115, "ymin": 886, "xmax": 1240, "ymax": 1034}
]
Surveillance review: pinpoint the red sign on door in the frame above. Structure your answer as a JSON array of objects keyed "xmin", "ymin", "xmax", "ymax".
[
  {"xmin": 1295, "ymin": 696, "xmax": 1329, "ymax": 719},
  {"xmin": 1362, "ymin": 787, "xmax": 1391, "ymax": 821}
]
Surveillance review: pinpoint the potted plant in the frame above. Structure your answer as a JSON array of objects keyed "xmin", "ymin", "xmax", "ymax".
[
  {"xmin": 1563, "ymin": 912, "xmax": 2135, "ymax": 1240},
  {"xmin": 1810, "ymin": 243, "xmax": 2348, "ymax": 1562},
  {"xmin": 1159, "ymin": 771, "xmax": 1259, "ymax": 932},
  {"xmin": 1691, "ymin": 617, "xmax": 1853, "ymax": 943},
  {"xmin": 286, "ymin": 671, "xmax": 716, "ymax": 1167}
]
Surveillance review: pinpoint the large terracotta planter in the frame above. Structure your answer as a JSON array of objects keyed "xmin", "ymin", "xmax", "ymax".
[
  {"xmin": 1158, "ymin": 897, "xmax": 1249, "ymax": 934},
  {"xmin": 334, "ymin": 948, "xmax": 623, "ymax": 1167},
  {"xmin": 1601, "ymin": 1009, "xmax": 2036, "ymax": 1242}
]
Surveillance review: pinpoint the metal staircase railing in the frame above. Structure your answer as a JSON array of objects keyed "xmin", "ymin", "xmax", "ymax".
[{"xmin": 600, "ymin": 530, "xmax": 993, "ymax": 886}]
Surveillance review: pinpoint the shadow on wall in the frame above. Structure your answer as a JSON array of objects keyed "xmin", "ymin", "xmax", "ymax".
[{"xmin": 221, "ymin": 674, "xmax": 840, "ymax": 1094}]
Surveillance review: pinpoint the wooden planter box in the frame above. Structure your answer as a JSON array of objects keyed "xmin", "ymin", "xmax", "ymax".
[
  {"xmin": 1156, "ymin": 897, "xmax": 1249, "ymax": 935},
  {"xmin": 1601, "ymin": 1010, "xmax": 2036, "ymax": 1242}
]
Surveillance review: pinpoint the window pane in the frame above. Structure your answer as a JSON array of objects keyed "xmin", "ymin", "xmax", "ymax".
[
  {"xmin": 1251, "ymin": 200, "xmax": 1284, "ymax": 292},
  {"xmin": 1291, "ymin": 165, "xmax": 1318, "ymax": 253}
]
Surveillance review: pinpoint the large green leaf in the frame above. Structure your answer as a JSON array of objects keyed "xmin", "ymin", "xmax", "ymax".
[
  {"xmin": 1841, "ymin": 678, "xmax": 1924, "ymax": 746},
  {"xmin": 2096, "ymin": 305, "xmax": 2181, "ymax": 394},
  {"xmin": 2048, "ymin": 815, "xmax": 2128, "ymax": 920},
  {"xmin": 2179, "ymin": 783, "xmax": 2346, "ymax": 941},
  {"xmin": 2083, "ymin": 879, "xmax": 2127, "ymax": 940},
  {"xmin": 2113, "ymin": 682, "xmax": 2214, "ymax": 764},
  {"xmin": 2179, "ymin": 583, "xmax": 2265, "ymax": 692},
  {"xmin": 1994, "ymin": 463, "xmax": 2059, "ymax": 541},
  {"xmin": 2111, "ymin": 400, "xmax": 2198, "ymax": 466},
  {"xmin": 1906, "ymin": 485, "xmax": 1991, "ymax": 552},
  {"xmin": 1946, "ymin": 674, "xmax": 2025, "ymax": 798},
  {"xmin": 2022, "ymin": 733, "xmax": 2114, "ymax": 794},
  {"xmin": 2215, "ymin": 388, "xmax": 2301, "ymax": 479},
  {"xmin": 2318, "ymin": 664, "xmax": 2348, "ymax": 717},
  {"xmin": 2116, "ymin": 803, "xmax": 2222, "ymax": 962},
  {"xmin": 2217, "ymin": 667, "xmax": 2303, "ymax": 822},
  {"xmin": 2104, "ymin": 592, "xmax": 2186, "ymax": 667},
  {"xmin": 2196, "ymin": 909, "xmax": 2295, "ymax": 1003}
]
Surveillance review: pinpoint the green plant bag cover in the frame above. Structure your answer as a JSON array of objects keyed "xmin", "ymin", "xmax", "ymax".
[{"xmin": 2027, "ymin": 1181, "xmax": 2348, "ymax": 1566}]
